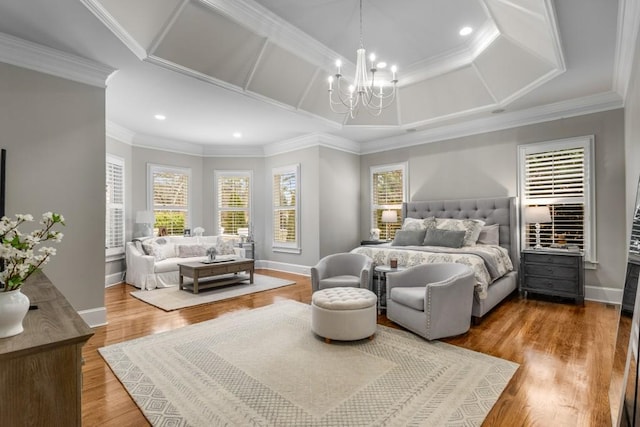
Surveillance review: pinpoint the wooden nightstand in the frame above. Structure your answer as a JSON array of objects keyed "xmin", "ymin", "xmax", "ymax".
[{"xmin": 520, "ymin": 248, "xmax": 585, "ymax": 304}]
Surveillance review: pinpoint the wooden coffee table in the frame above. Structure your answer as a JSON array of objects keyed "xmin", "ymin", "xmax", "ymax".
[{"xmin": 178, "ymin": 258, "xmax": 255, "ymax": 294}]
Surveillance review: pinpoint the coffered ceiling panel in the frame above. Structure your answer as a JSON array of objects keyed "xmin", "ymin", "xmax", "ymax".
[
  {"xmin": 98, "ymin": 0, "xmax": 181, "ymax": 51},
  {"xmin": 474, "ymin": 35, "xmax": 556, "ymax": 103},
  {"xmin": 485, "ymin": 0, "xmax": 558, "ymax": 65},
  {"xmin": 153, "ymin": 1, "xmax": 265, "ymax": 88},
  {"xmin": 247, "ymin": 43, "xmax": 318, "ymax": 107},
  {"xmin": 399, "ymin": 65, "xmax": 495, "ymax": 124},
  {"xmin": 297, "ymin": 73, "xmax": 336, "ymax": 121}
]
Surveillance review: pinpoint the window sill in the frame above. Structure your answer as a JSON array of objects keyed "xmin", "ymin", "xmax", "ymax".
[
  {"xmin": 272, "ymin": 246, "xmax": 301, "ymax": 254},
  {"xmin": 105, "ymin": 252, "xmax": 125, "ymax": 263}
]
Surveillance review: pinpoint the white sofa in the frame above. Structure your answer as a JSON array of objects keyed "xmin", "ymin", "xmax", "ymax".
[{"xmin": 125, "ymin": 235, "xmax": 245, "ymax": 290}]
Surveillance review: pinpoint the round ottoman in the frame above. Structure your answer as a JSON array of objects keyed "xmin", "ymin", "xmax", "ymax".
[{"xmin": 311, "ymin": 287, "xmax": 377, "ymax": 343}]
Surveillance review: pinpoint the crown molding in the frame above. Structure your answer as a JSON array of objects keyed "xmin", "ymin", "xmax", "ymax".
[
  {"xmin": 202, "ymin": 145, "xmax": 265, "ymax": 157},
  {"xmin": 0, "ymin": 32, "xmax": 116, "ymax": 88},
  {"xmin": 360, "ymin": 91, "xmax": 623, "ymax": 154},
  {"xmin": 133, "ymin": 133, "xmax": 206, "ymax": 156},
  {"xmin": 106, "ymin": 121, "xmax": 135, "ymax": 144},
  {"xmin": 263, "ymin": 133, "xmax": 360, "ymax": 157},
  {"xmin": 613, "ymin": 0, "xmax": 640, "ymax": 101},
  {"xmin": 80, "ymin": 0, "xmax": 148, "ymax": 60}
]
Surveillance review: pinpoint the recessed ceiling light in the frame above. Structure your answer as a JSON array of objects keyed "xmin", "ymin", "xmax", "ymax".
[
  {"xmin": 154, "ymin": 114, "xmax": 166, "ymax": 121},
  {"xmin": 233, "ymin": 132, "xmax": 242, "ymax": 139},
  {"xmin": 459, "ymin": 26, "xmax": 473, "ymax": 36}
]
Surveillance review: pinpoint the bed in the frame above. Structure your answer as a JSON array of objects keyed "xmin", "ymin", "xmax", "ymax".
[{"xmin": 352, "ymin": 197, "xmax": 519, "ymax": 320}]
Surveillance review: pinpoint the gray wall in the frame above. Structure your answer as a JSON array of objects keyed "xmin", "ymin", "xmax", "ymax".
[
  {"xmin": 360, "ymin": 109, "xmax": 626, "ymax": 290},
  {"xmin": 319, "ymin": 146, "xmax": 360, "ymax": 257},
  {"xmin": 0, "ymin": 62, "xmax": 105, "ymax": 312}
]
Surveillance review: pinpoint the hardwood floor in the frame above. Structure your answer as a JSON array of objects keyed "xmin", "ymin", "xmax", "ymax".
[{"xmin": 82, "ymin": 270, "xmax": 618, "ymax": 426}]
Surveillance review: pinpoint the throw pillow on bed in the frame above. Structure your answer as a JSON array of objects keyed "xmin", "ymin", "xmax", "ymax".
[
  {"xmin": 423, "ymin": 228, "xmax": 466, "ymax": 248},
  {"xmin": 435, "ymin": 218, "xmax": 485, "ymax": 246},
  {"xmin": 401, "ymin": 217, "xmax": 436, "ymax": 231},
  {"xmin": 392, "ymin": 229, "xmax": 427, "ymax": 246},
  {"xmin": 477, "ymin": 224, "xmax": 500, "ymax": 245}
]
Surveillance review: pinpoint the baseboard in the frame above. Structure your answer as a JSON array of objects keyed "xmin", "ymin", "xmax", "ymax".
[
  {"xmin": 79, "ymin": 306, "xmax": 108, "ymax": 328},
  {"xmin": 256, "ymin": 260, "xmax": 310, "ymax": 276},
  {"xmin": 105, "ymin": 271, "xmax": 125, "ymax": 287},
  {"xmin": 585, "ymin": 285, "xmax": 622, "ymax": 305}
]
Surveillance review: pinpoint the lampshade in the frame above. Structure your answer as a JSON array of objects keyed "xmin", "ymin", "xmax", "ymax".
[
  {"xmin": 525, "ymin": 206, "xmax": 551, "ymax": 224},
  {"xmin": 135, "ymin": 210, "xmax": 154, "ymax": 224},
  {"xmin": 381, "ymin": 210, "xmax": 398, "ymax": 223}
]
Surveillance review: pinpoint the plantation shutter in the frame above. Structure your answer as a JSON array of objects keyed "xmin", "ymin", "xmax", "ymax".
[
  {"xmin": 106, "ymin": 156, "xmax": 125, "ymax": 255},
  {"xmin": 522, "ymin": 145, "xmax": 587, "ymax": 251},
  {"xmin": 151, "ymin": 167, "xmax": 190, "ymax": 235},
  {"xmin": 272, "ymin": 165, "xmax": 299, "ymax": 251},
  {"xmin": 371, "ymin": 164, "xmax": 406, "ymax": 240},
  {"xmin": 217, "ymin": 173, "xmax": 250, "ymax": 235}
]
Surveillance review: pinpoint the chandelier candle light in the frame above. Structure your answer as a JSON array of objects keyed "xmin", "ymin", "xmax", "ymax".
[{"xmin": 328, "ymin": 0, "xmax": 398, "ymax": 118}]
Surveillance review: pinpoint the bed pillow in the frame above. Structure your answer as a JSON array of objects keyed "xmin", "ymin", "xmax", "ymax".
[
  {"xmin": 391, "ymin": 229, "xmax": 427, "ymax": 246},
  {"xmin": 435, "ymin": 218, "xmax": 485, "ymax": 246},
  {"xmin": 422, "ymin": 228, "xmax": 466, "ymax": 248},
  {"xmin": 477, "ymin": 224, "xmax": 500, "ymax": 245},
  {"xmin": 401, "ymin": 217, "xmax": 437, "ymax": 231}
]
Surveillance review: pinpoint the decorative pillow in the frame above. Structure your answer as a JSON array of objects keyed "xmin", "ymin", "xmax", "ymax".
[
  {"xmin": 216, "ymin": 237, "xmax": 238, "ymax": 255},
  {"xmin": 142, "ymin": 238, "xmax": 175, "ymax": 261},
  {"xmin": 435, "ymin": 218, "xmax": 485, "ymax": 246},
  {"xmin": 477, "ymin": 224, "xmax": 500, "ymax": 246},
  {"xmin": 391, "ymin": 229, "xmax": 427, "ymax": 246},
  {"xmin": 423, "ymin": 228, "xmax": 465, "ymax": 248},
  {"xmin": 401, "ymin": 217, "xmax": 436, "ymax": 231},
  {"xmin": 176, "ymin": 244, "xmax": 207, "ymax": 258}
]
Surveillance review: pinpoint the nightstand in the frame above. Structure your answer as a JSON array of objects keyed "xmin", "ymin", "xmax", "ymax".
[
  {"xmin": 520, "ymin": 248, "xmax": 585, "ymax": 304},
  {"xmin": 374, "ymin": 265, "xmax": 406, "ymax": 314}
]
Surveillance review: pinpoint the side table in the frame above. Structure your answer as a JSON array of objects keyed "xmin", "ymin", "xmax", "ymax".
[{"xmin": 374, "ymin": 265, "xmax": 406, "ymax": 314}]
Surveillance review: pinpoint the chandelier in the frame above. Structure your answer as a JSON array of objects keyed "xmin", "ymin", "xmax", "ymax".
[{"xmin": 328, "ymin": 0, "xmax": 398, "ymax": 118}]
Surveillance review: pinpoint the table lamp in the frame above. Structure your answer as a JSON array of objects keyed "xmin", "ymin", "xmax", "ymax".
[
  {"xmin": 381, "ymin": 210, "xmax": 398, "ymax": 241},
  {"xmin": 135, "ymin": 210, "xmax": 155, "ymax": 238},
  {"xmin": 525, "ymin": 206, "xmax": 551, "ymax": 249}
]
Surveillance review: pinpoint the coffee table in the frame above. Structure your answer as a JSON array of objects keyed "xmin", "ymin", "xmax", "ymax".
[{"xmin": 178, "ymin": 258, "xmax": 255, "ymax": 294}]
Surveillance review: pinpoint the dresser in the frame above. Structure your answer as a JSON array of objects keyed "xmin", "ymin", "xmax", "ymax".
[
  {"xmin": 520, "ymin": 249, "xmax": 585, "ymax": 304},
  {"xmin": 623, "ymin": 255, "xmax": 640, "ymax": 314},
  {"xmin": 0, "ymin": 272, "xmax": 94, "ymax": 426}
]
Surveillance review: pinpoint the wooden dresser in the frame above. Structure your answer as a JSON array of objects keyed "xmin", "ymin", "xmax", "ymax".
[
  {"xmin": 520, "ymin": 248, "xmax": 585, "ymax": 304},
  {"xmin": 0, "ymin": 271, "xmax": 94, "ymax": 426},
  {"xmin": 623, "ymin": 255, "xmax": 640, "ymax": 314}
]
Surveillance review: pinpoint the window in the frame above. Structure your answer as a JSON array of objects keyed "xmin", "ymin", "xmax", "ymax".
[
  {"xmin": 215, "ymin": 170, "xmax": 251, "ymax": 235},
  {"xmin": 106, "ymin": 155, "xmax": 125, "ymax": 256},
  {"xmin": 148, "ymin": 164, "xmax": 190, "ymax": 236},
  {"xmin": 371, "ymin": 163, "xmax": 407, "ymax": 240},
  {"xmin": 518, "ymin": 135, "xmax": 596, "ymax": 263},
  {"xmin": 272, "ymin": 164, "xmax": 300, "ymax": 253}
]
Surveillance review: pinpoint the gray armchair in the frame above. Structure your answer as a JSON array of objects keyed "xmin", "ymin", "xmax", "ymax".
[
  {"xmin": 310, "ymin": 253, "xmax": 373, "ymax": 293},
  {"xmin": 386, "ymin": 263, "xmax": 475, "ymax": 340}
]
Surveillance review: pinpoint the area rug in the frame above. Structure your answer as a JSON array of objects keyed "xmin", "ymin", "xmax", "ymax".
[
  {"xmin": 130, "ymin": 274, "xmax": 295, "ymax": 311},
  {"xmin": 100, "ymin": 300, "xmax": 519, "ymax": 426}
]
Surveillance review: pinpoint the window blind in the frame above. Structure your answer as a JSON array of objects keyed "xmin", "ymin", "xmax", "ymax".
[
  {"xmin": 523, "ymin": 147, "xmax": 586, "ymax": 249},
  {"xmin": 151, "ymin": 167, "xmax": 189, "ymax": 235},
  {"xmin": 371, "ymin": 164, "xmax": 406, "ymax": 240},
  {"xmin": 106, "ymin": 156, "xmax": 124, "ymax": 255},
  {"xmin": 217, "ymin": 173, "xmax": 250, "ymax": 235},
  {"xmin": 272, "ymin": 165, "xmax": 299, "ymax": 249}
]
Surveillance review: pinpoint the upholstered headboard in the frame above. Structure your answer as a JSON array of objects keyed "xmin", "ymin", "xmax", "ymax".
[{"xmin": 402, "ymin": 197, "xmax": 519, "ymax": 269}]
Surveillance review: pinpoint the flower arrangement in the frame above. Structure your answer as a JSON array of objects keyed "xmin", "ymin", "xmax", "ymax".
[
  {"xmin": 206, "ymin": 246, "xmax": 217, "ymax": 261},
  {"xmin": 0, "ymin": 212, "xmax": 65, "ymax": 292}
]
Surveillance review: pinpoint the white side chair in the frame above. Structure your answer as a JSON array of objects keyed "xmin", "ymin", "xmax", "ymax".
[
  {"xmin": 310, "ymin": 253, "xmax": 373, "ymax": 293},
  {"xmin": 386, "ymin": 263, "xmax": 475, "ymax": 340}
]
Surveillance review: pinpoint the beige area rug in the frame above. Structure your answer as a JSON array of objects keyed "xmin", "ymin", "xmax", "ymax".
[
  {"xmin": 130, "ymin": 274, "xmax": 295, "ymax": 311},
  {"xmin": 100, "ymin": 300, "xmax": 519, "ymax": 426}
]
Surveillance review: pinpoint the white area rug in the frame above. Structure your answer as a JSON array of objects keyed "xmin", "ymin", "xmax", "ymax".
[
  {"xmin": 130, "ymin": 274, "xmax": 295, "ymax": 311},
  {"xmin": 100, "ymin": 300, "xmax": 519, "ymax": 426}
]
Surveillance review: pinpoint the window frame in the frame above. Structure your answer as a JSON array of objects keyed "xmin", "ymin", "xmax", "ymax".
[
  {"xmin": 214, "ymin": 170, "xmax": 252, "ymax": 235},
  {"xmin": 147, "ymin": 163, "xmax": 191, "ymax": 236},
  {"xmin": 517, "ymin": 135, "xmax": 596, "ymax": 264},
  {"xmin": 106, "ymin": 154, "xmax": 125, "ymax": 258},
  {"xmin": 272, "ymin": 164, "xmax": 301, "ymax": 254},
  {"xmin": 370, "ymin": 162, "xmax": 408, "ymax": 240}
]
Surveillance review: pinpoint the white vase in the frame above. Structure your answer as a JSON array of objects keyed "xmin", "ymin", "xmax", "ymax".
[{"xmin": 0, "ymin": 289, "xmax": 30, "ymax": 338}]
